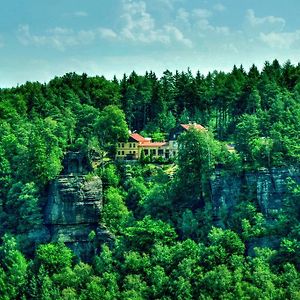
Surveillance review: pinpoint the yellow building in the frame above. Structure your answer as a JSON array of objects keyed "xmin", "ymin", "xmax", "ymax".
[
  {"xmin": 116, "ymin": 123, "xmax": 207, "ymax": 160},
  {"xmin": 116, "ymin": 133, "xmax": 142, "ymax": 160},
  {"xmin": 116, "ymin": 133, "xmax": 167, "ymax": 160}
]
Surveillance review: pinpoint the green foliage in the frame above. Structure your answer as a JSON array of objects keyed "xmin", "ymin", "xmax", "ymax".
[
  {"xmin": 124, "ymin": 216, "xmax": 177, "ymax": 252},
  {"xmin": 102, "ymin": 187, "xmax": 130, "ymax": 234},
  {"xmin": 229, "ymin": 201, "xmax": 266, "ymax": 240},
  {"xmin": 101, "ymin": 164, "xmax": 120, "ymax": 187},
  {"xmin": 174, "ymin": 128, "xmax": 221, "ymax": 206},
  {"xmin": 36, "ymin": 243, "xmax": 73, "ymax": 274},
  {"xmin": 1, "ymin": 63, "xmax": 300, "ymax": 299},
  {"xmin": 0, "ymin": 235, "xmax": 28, "ymax": 299},
  {"xmin": 4, "ymin": 181, "xmax": 42, "ymax": 234},
  {"xmin": 208, "ymin": 227, "xmax": 245, "ymax": 257},
  {"xmin": 94, "ymin": 105, "xmax": 129, "ymax": 150},
  {"xmin": 151, "ymin": 131, "xmax": 165, "ymax": 142},
  {"xmin": 126, "ymin": 177, "xmax": 149, "ymax": 211},
  {"xmin": 139, "ymin": 184, "xmax": 172, "ymax": 221},
  {"xmin": 93, "ymin": 244, "xmax": 114, "ymax": 275},
  {"xmin": 235, "ymin": 114, "xmax": 260, "ymax": 163}
]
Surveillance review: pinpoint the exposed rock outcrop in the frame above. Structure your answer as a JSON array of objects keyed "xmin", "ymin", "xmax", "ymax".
[
  {"xmin": 210, "ymin": 166, "xmax": 300, "ymax": 252},
  {"xmin": 211, "ymin": 166, "xmax": 300, "ymax": 222},
  {"xmin": 44, "ymin": 152, "xmax": 112, "ymax": 260}
]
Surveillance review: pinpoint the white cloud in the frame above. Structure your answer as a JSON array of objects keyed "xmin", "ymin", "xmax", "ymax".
[
  {"xmin": 213, "ymin": 4, "xmax": 226, "ymax": 12},
  {"xmin": 119, "ymin": 0, "xmax": 192, "ymax": 47},
  {"xmin": 190, "ymin": 8, "xmax": 230, "ymax": 36},
  {"xmin": 196, "ymin": 18, "xmax": 229, "ymax": 35},
  {"xmin": 125, "ymin": 5, "xmax": 153, "ymax": 31},
  {"xmin": 120, "ymin": 1, "xmax": 160, "ymax": 42},
  {"xmin": 193, "ymin": 8, "xmax": 212, "ymax": 19},
  {"xmin": 17, "ymin": 25, "xmax": 117, "ymax": 51},
  {"xmin": 16, "ymin": 1, "xmax": 231, "ymax": 52},
  {"xmin": 98, "ymin": 28, "xmax": 118, "ymax": 39},
  {"xmin": 151, "ymin": 0, "xmax": 186, "ymax": 10},
  {"xmin": 164, "ymin": 25, "xmax": 192, "ymax": 47},
  {"xmin": 245, "ymin": 9, "xmax": 300, "ymax": 50},
  {"xmin": 246, "ymin": 9, "xmax": 285, "ymax": 31},
  {"xmin": 177, "ymin": 8, "xmax": 189, "ymax": 23},
  {"xmin": 175, "ymin": 6, "xmax": 230, "ymax": 37},
  {"xmin": 18, "ymin": 25, "xmax": 97, "ymax": 50},
  {"xmin": 260, "ymin": 31, "xmax": 300, "ymax": 49}
]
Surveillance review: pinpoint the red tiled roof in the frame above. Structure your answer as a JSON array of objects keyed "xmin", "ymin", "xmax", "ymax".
[
  {"xmin": 130, "ymin": 133, "xmax": 148, "ymax": 142},
  {"xmin": 140, "ymin": 142, "xmax": 167, "ymax": 147},
  {"xmin": 181, "ymin": 124, "xmax": 206, "ymax": 131}
]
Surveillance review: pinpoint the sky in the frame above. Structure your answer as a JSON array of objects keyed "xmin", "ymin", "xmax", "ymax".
[{"xmin": 1, "ymin": 0, "xmax": 300, "ymax": 87}]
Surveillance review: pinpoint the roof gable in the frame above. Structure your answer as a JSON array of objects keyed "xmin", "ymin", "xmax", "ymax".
[
  {"xmin": 130, "ymin": 133, "xmax": 148, "ymax": 142},
  {"xmin": 180, "ymin": 123, "xmax": 206, "ymax": 131}
]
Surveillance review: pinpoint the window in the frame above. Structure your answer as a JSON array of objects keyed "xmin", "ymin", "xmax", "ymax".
[
  {"xmin": 151, "ymin": 149, "xmax": 156, "ymax": 156},
  {"xmin": 122, "ymin": 151, "xmax": 124, "ymax": 155},
  {"xmin": 133, "ymin": 143, "xmax": 136, "ymax": 147},
  {"xmin": 158, "ymin": 149, "xmax": 164, "ymax": 156},
  {"xmin": 133, "ymin": 151, "xmax": 136, "ymax": 154},
  {"xmin": 117, "ymin": 151, "xmax": 120, "ymax": 155},
  {"xmin": 122, "ymin": 143, "xmax": 125, "ymax": 147},
  {"xmin": 129, "ymin": 151, "xmax": 132, "ymax": 154},
  {"xmin": 144, "ymin": 149, "xmax": 149, "ymax": 155},
  {"xmin": 129, "ymin": 143, "xmax": 132, "ymax": 148}
]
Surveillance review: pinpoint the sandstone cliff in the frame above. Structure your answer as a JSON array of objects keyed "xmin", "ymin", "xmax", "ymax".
[
  {"xmin": 44, "ymin": 151, "xmax": 299, "ymax": 258},
  {"xmin": 44, "ymin": 152, "xmax": 112, "ymax": 260},
  {"xmin": 210, "ymin": 166, "xmax": 300, "ymax": 253},
  {"xmin": 211, "ymin": 166, "xmax": 300, "ymax": 222}
]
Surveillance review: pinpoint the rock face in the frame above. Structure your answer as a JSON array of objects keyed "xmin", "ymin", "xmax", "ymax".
[
  {"xmin": 211, "ymin": 167, "xmax": 300, "ymax": 223},
  {"xmin": 45, "ymin": 176, "xmax": 102, "ymax": 226},
  {"xmin": 45, "ymin": 152, "xmax": 112, "ymax": 260},
  {"xmin": 210, "ymin": 166, "xmax": 300, "ymax": 251},
  {"xmin": 45, "ymin": 150, "xmax": 299, "ymax": 257}
]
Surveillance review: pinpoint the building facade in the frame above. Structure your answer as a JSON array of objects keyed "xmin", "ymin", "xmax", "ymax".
[{"xmin": 116, "ymin": 123, "xmax": 206, "ymax": 160}]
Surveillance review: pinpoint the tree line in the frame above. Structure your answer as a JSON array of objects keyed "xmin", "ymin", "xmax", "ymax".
[{"xmin": 1, "ymin": 59, "xmax": 300, "ymax": 298}]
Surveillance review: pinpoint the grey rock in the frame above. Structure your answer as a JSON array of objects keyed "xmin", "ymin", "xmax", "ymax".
[
  {"xmin": 45, "ymin": 175, "xmax": 102, "ymax": 225},
  {"xmin": 44, "ymin": 151, "xmax": 111, "ymax": 260},
  {"xmin": 211, "ymin": 166, "xmax": 300, "ymax": 221},
  {"xmin": 211, "ymin": 166, "xmax": 300, "ymax": 251},
  {"xmin": 44, "ymin": 174, "xmax": 107, "ymax": 259}
]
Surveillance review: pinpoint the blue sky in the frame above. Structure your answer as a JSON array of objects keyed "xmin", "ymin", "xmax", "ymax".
[{"xmin": 1, "ymin": 0, "xmax": 300, "ymax": 87}]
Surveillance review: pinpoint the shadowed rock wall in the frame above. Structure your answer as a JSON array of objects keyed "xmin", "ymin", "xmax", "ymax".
[
  {"xmin": 211, "ymin": 167, "xmax": 300, "ymax": 223},
  {"xmin": 210, "ymin": 166, "xmax": 300, "ymax": 253},
  {"xmin": 45, "ymin": 152, "xmax": 112, "ymax": 260}
]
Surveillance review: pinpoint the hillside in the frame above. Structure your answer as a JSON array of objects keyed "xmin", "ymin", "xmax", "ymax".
[{"xmin": 1, "ymin": 61, "xmax": 300, "ymax": 299}]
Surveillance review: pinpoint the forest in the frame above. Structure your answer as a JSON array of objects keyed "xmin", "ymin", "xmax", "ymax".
[{"xmin": 0, "ymin": 59, "xmax": 300, "ymax": 299}]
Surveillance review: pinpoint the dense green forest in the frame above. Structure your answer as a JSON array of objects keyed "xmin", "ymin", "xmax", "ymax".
[{"xmin": 1, "ymin": 60, "xmax": 300, "ymax": 299}]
